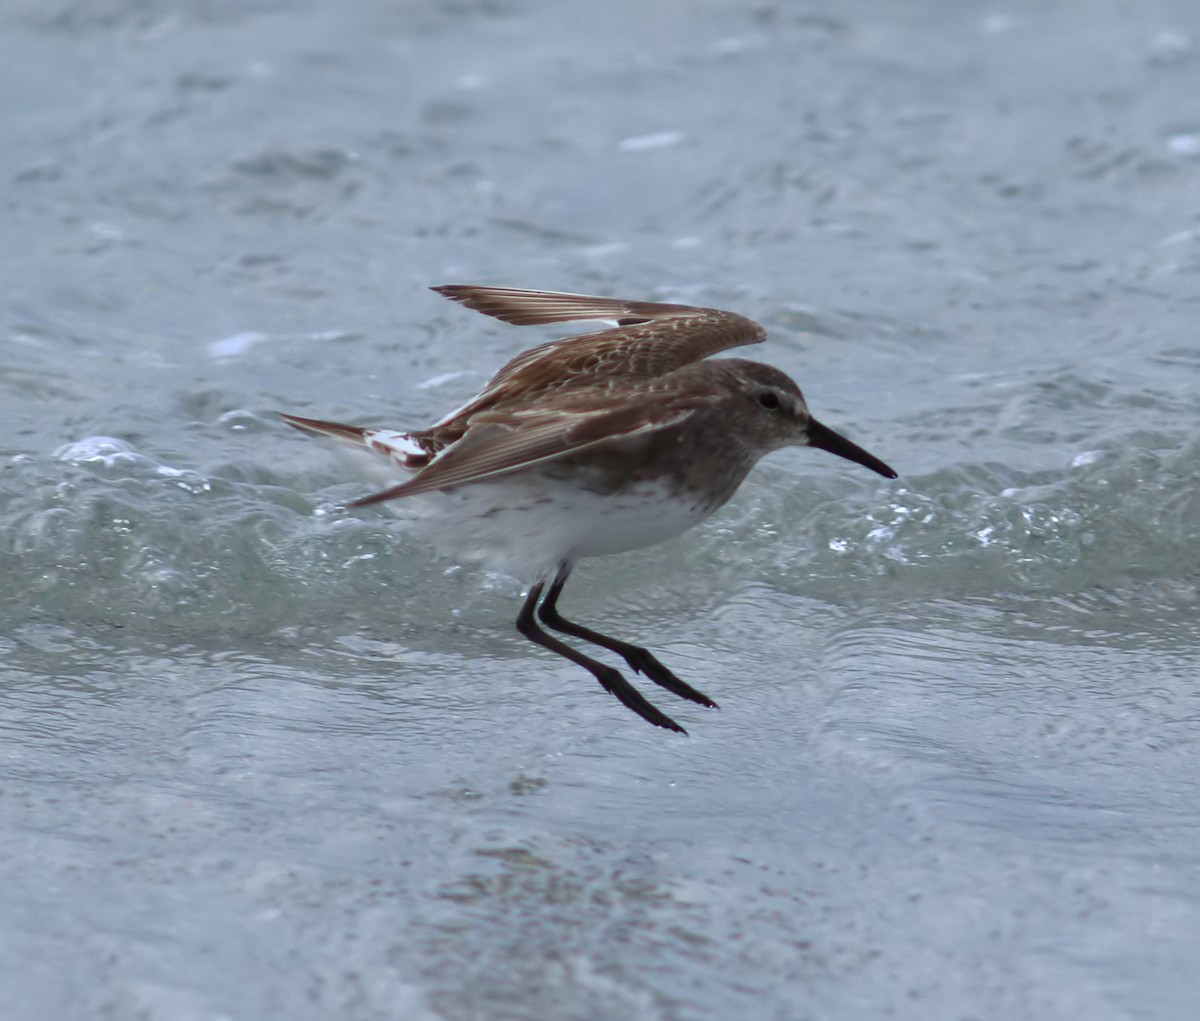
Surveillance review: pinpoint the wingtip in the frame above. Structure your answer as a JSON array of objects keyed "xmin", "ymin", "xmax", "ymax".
[{"xmin": 431, "ymin": 284, "xmax": 472, "ymax": 302}]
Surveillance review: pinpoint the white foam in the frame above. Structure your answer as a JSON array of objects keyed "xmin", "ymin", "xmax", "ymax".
[
  {"xmin": 207, "ymin": 331, "xmax": 268, "ymax": 360},
  {"xmin": 416, "ymin": 371, "xmax": 468, "ymax": 390},
  {"xmin": 53, "ymin": 436, "xmax": 210, "ymax": 489},
  {"xmin": 617, "ymin": 131, "xmax": 685, "ymax": 152},
  {"xmin": 54, "ymin": 436, "xmax": 136, "ymax": 465},
  {"xmin": 1167, "ymin": 133, "xmax": 1200, "ymax": 156}
]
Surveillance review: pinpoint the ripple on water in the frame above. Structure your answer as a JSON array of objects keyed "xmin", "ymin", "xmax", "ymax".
[
  {"xmin": 4, "ymin": 435, "xmax": 430, "ymax": 636},
  {"xmin": 688, "ymin": 434, "xmax": 1200, "ymax": 612},
  {"xmin": 5, "ymin": 423, "xmax": 1199, "ymax": 660}
]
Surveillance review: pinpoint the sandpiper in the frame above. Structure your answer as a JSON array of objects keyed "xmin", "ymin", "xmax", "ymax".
[{"xmin": 282, "ymin": 285, "xmax": 896, "ymax": 733}]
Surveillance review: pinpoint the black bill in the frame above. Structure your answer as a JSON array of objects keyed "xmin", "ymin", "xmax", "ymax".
[{"xmin": 807, "ymin": 418, "xmax": 897, "ymax": 479}]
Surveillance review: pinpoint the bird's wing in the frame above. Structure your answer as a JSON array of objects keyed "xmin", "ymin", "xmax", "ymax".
[
  {"xmin": 433, "ymin": 284, "xmax": 732, "ymax": 328},
  {"xmin": 351, "ymin": 391, "xmax": 702, "ymax": 506},
  {"xmin": 427, "ymin": 285, "xmax": 765, "ymax": 429},
  {"xmin": 436, "ymin": 285, "xmax": 763, "ymax": 376}
]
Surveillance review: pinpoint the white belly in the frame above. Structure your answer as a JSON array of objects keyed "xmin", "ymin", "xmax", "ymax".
[{"xmin": 407, "ymin": 474, "xmax": 713, "ymax": 580}]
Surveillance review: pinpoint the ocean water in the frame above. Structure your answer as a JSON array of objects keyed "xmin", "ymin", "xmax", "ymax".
[{"xmin": 3, "ymin": 1, "xmax": 1200, "ymax": 1018}]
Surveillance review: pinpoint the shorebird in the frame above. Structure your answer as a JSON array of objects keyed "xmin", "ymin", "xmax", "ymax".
[{"xmin": 282, "ymin": 285, "xmax": 896, "ymax": 733}]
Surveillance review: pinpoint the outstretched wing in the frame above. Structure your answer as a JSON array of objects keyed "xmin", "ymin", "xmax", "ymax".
[
  {"xmin": 426, "ymin": 285, "xmax": 765, "ymax": 432},
  {"xmin": 433, "ymin": 284, "xmax": 721, "ymax": 328},
  {"xmin": 351, "ymin": 389, "xmax": 703, "ymax": 506}
]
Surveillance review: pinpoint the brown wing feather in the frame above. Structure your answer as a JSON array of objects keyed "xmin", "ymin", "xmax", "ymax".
[
  {"xmin": 352, "ymin": 392, "xmax": 704, "ymax": 506},
  {"xmin": 424, "ymin": 285, "xmax": 765, "ymax": 445},
  {"xmin": 431, "ymin": 284, "xmax": 707, "ymax": 326}
]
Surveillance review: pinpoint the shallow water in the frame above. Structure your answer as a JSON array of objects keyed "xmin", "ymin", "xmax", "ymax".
[{"xmin": 4, "ymin": 1, "xmax": 1200, "ymax": 1018}]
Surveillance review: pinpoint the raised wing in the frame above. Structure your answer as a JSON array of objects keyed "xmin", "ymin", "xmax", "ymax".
[
  {"xmin": 351, "ymin": 391, "xmax": 702, "ymax": 506},
  {"xmin": 432, "ymin": 284, "xmax": 718, "ymax": 327},
  {"xmin": 425, "ymin": 285, "xmax": 766, "ymax": 435}
]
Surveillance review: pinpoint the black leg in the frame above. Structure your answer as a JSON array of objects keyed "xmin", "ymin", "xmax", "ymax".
[
  {"xmin": 516, "ymin": 578, "xmax": 686, "ymax": 734},
  {"xmin": 537, "ymin": 567, "xmax": 718, "ymax": 709}
]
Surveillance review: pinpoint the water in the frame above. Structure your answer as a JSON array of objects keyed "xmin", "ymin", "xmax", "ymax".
[{"xmin": 4, "ymin": 1, "xmax": 1200, "ymax": 1018}]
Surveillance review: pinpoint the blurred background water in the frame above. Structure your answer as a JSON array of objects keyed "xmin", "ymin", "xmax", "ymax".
[{"xmin": 3, "ymin": 1, "xmax": 1200, "ymax": 1018}]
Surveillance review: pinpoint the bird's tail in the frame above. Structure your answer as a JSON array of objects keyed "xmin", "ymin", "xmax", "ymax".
[{"xmin": 278, "ymin": 412, "xmax": 431, "ymax": 471}]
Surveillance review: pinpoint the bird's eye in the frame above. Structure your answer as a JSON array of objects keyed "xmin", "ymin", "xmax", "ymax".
[{"xmin": 756, "ymin": 391, "xmax": 782, "ymax": 411}]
